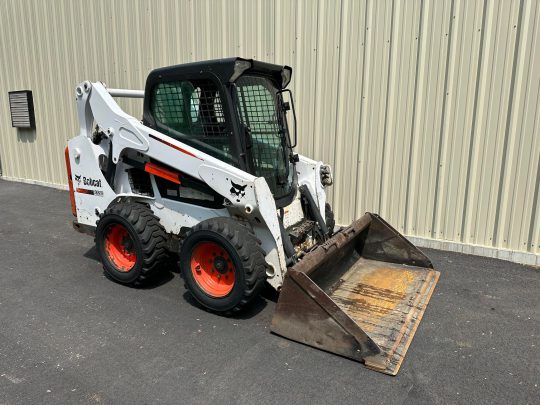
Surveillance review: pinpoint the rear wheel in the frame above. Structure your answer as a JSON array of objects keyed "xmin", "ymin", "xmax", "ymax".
[
  {"xmin": 180, "ymin": 218, "xmax": 267, "ymax": 314},
  {"xmin": 95, "ymin": 203, "xmax": 168, "ymax": 285},
  {"xmin": 103, "ymin": 223, "xmax": 137, "ymax": 272}
]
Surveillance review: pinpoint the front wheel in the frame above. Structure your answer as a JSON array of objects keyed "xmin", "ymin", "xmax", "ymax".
[{"xmin": 180, "ymin": 218, "xmax": 267, "ymax": 314}]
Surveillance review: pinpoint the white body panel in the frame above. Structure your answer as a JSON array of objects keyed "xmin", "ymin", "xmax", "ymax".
[{"xmin": 67, "ymin": 82, "xmax": 329, "ymax": 290}]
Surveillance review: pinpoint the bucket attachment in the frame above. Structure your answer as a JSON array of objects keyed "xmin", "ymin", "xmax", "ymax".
[{"xmin": 271, "ymin": 213, "xmax": 440, "ymax": 375}]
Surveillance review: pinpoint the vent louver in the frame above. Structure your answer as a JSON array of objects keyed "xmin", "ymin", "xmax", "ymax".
[{"xmin": 8, "ymin": 90, "xmax": 35, "ymax": 128}]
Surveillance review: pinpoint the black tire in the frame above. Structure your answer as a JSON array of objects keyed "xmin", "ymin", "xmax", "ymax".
[
  {"xmin": 95, "ymin": 202, "xmax": 168, "ymax": 285},
  {"xmin": 180, "ymin": 217, "xmax": 267, "ymax": 314},
  {"xmin": 325, "ymin": 202, "xmax": 335, "ymax": 237}
]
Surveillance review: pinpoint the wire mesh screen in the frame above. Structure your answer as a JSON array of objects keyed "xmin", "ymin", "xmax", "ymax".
[
  {"xmin": 236, "ymin": 75, "xmax": 292, "ymax": 198},
  {"xmin": 151, "ymin": 79, "xmax": 235, "ymax": 164}
]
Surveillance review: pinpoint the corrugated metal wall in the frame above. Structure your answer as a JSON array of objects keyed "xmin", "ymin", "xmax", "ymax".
[{"xmin": 1, "ymin": 0, "xmax": 539, "ymax": 262}]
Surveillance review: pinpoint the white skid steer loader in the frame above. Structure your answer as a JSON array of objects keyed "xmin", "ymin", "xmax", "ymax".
[{"xmin": 65, "ymin": 58, "xmax": 439, "ymax": 375}]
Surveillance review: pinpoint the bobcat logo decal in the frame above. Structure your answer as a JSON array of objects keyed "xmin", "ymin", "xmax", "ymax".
[
  {"xmin": 230, "ymin": 181, "xmax": 247, "ymax": 202},
  {"xmin": 73, "ymin": 174, "xmax": 102, "ymax": 188}
]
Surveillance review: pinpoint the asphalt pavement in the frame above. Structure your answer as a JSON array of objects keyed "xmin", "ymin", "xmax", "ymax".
[{"xmin": 0, "ymin": 179, "xmax": 538, "ymax": 404}]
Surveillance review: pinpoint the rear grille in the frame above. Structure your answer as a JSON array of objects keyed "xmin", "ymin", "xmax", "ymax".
[{"xmin": 127, "ymin": 168, "xmax": 153, "ymax": 197}]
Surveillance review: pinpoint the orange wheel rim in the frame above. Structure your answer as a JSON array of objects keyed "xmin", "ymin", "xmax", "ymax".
[
  {"xmin": 104, "ymin": 224, "xmax": 136, "ymax": 272},
  {"xmin": 190, "ymin": 241, "xmax": 236, "ymax": 298}
]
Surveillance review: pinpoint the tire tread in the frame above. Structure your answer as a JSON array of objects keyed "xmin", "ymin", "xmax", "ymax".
[
  {"xmin": 97, "ymin": 202, "xmax": 168, "ymax": 285},
  {"xmin": 181, "ymin": 217, "xmax": 267, "ymax": 314}
]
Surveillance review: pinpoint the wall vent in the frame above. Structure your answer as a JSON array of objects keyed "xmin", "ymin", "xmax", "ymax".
[{"xmin": 8, "ymin": 90, "xmax": 35, "ymax": 128}]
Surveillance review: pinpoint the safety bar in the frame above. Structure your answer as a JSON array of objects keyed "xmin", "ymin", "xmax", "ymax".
[{"xmin": 107, "ymin": 88, "xmax": 145, "ymax": 98}]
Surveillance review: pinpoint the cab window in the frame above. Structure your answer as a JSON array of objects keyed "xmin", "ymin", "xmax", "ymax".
[{"xmin": 151, "ymin": 79, "xmax": 236, "ymax": 165}]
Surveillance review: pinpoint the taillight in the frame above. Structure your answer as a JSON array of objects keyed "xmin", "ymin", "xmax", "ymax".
[{"xmin": 64, "ymin": 146, "xmax": 77, "ymax": 216}]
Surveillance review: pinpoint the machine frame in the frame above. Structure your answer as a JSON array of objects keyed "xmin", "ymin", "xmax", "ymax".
[{"xmin": 67, "ymin": 79, "xmax": 329, "ymax": 290}]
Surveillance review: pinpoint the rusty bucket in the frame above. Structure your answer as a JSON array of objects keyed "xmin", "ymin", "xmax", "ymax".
[{"xmin": 271, "ymin": 213, "xmax": 440, "ymax": 375}]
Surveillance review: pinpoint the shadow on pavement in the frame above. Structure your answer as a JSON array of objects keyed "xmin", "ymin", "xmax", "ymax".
[{"xmin": 181, "ymin": 290, "xmax": 269, "ymax": 320}]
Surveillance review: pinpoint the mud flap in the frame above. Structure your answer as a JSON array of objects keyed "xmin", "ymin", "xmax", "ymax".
[{"xmin": 270, "ymin": 213, "xmax": 440, "ymax": 375}]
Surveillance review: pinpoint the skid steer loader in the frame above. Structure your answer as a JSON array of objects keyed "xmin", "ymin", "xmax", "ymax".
[{"xmin": 65, "ymin": 57, "xmax": 439, "ymax": 375}]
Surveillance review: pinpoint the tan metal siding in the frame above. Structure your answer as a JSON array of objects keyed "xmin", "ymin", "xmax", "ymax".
[{"xmin": 0, "ymin": 0, "xmax": 538, "ymax": 260}]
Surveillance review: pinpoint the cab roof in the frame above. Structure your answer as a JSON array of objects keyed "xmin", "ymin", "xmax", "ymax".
[{"xmin": 145, "ymin": 57, "xmax": 292, "ymax": 90}]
